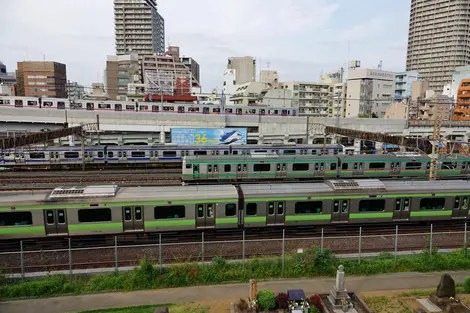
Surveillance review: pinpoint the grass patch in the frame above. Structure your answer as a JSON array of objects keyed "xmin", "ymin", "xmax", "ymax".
[
  {"xmin": 363, "ymin": 296, "xmax": 412, "ymax": 313},
  {"xmin": 77, "ymin": 303, "xmax": 208, "ymax": 313},
  {"xmin": 2, "ymin": 248, "xmax": 470, "ymax": 300}
]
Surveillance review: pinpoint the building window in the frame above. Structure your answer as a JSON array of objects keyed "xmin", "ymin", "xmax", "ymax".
[
  {"xmin": 118, "ymin": 71, "xmax": 128, "ymax": 75},
  {"xmin": 118, "ymin": 78, "xmax": 129, "ymax": 83}
]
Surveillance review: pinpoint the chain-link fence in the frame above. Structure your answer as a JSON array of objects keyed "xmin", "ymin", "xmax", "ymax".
[{"xmin": 0, "ymin": 223, "xmax": 468, "ymax": 280}]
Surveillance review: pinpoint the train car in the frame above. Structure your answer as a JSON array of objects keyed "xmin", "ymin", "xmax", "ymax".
[
  {"xmin": 0, "ymin": 184, "xmax": 239, "ymax": 239},
  {"xmin": 1, "ymin": 179, "xmax": 469, "ymax": 239},
  {"xmin": 182, "ymin": 154, "xmax": 340, "ymax": 182}
]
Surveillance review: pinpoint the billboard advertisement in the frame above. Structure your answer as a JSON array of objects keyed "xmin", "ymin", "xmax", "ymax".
[{"xmin": 171, "ymin": 128, "xmax": 247, "ymax": 145}]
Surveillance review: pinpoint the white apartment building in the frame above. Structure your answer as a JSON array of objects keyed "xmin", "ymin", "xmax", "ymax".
[
  {"xmin": 406, "ymin": 0, "xmax": 470, "ymax": 93},
  {"xmin": 222, "ymin": 69, "xmax": 237, "ymax": 105},
  {"xmin": 346, "ymin": 69, "xmax": 395, "ymax": 118},
  {"xmin": 227, "ymin": 57, "xmax": 256, "ymax": 85},
  {"xmin": 114, "ymin": 0, "xmax": 165, "ymax": 55},
  {"xmin": 330, "ymin": 82, "xmax": 347, "ymax": 118},
  {"xmin": 280, "ymin": 81, "xmax": 331, "ymax": 117},
  {"xmin": 230, "ymin": 82, "xmax": 267, "ymax": 106}
]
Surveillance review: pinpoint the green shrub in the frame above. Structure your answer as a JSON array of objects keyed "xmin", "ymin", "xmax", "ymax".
[
  {"xmin": 257, "ymin": 289, "xmax": 276, "ymax": 311},
  {"xmin": 464, "ymin": 277, "xmax": 470, "ymax": 293}
]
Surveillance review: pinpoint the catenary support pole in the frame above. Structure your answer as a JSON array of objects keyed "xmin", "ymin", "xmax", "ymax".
[{"xmin": 20, "ymin": 241, "xmax": 24, "ymax": 282}]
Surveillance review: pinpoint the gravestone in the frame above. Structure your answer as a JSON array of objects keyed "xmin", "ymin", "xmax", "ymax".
[
  {"xmin": 249, "ymin": 279, "xmax": 257, "ymax": 301},
  {"xmin": 436, "ymin": 274, "xmax": 456, "ymax": 298},
  {"xmin": 327, "ymin": 265, "xmax": 354, "ymax": 312}
]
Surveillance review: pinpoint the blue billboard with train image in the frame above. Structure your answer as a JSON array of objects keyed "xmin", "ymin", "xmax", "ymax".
[{"xmin": 171, "ymin": 128, "xmax": 247, "ymax": 145}]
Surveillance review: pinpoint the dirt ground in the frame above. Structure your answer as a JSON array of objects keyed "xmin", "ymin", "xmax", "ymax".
[{"xmin": 194, "ymin": 298, "xmax": 239, "ymax": 313}]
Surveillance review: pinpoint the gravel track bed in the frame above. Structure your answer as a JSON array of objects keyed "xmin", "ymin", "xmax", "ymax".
[{"xmin": 0, "ymin": 230, "xmax": 466, "ymax": 274}]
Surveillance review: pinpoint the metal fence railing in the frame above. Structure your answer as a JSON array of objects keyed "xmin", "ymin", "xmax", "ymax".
[{"xmin": 0, "ymin": 223, "xmax": 468, "ymax": 280}]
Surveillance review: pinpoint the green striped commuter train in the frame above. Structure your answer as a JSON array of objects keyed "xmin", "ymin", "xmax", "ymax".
[
  {"xmin": 0, "ymin": 179, "xmax": 469, "ymax": 239},
  {"xmin": 182, "ymin": 152, "xmax": 470, "ymax": 182}
]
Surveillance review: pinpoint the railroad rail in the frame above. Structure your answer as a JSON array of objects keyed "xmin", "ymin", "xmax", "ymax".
[{"xmin": 0, "ymin": 221, "xmax": 467, "ymax": 274}]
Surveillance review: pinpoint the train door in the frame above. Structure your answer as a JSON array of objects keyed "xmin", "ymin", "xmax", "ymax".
[
  {"xmin": 331, "ymin": 200, "xmax": 350, "ymax": 223},
  {"xmin": 352, "ymin": 162, "xmax": 364, "ymax": 176},
  {"xmin": 195, "ymin": 203, "xmax": 216, "ymax": 228},
  {"xmin": 236, "ymin": 163, "xmax": 248, "ymax": 179},
  {"xmin": 193, "ymin": 164, "xmax": 200, "ymax": 179},
  {"xmin": 390, "ymin": 162, "xmax": 401, "ymax": 176},
  {"xmin": 452, "ymin": 197, "xmax": 469, "ymax": 219},
  {"xmin": 275, "ymin": 163, "xmax": 287, "ymax": 178},
  {"xmin": 314, "ymin": 162, "xmax": 325, "ymax": 177},
  {"xmin": 393, "ymin": 198, "xmax": 410, "ymax": 220},
  {"xmin": 207, "ymin": 164, "xmax": 218, "ymax": 180},
  {"xmin": 14, "ymin": 152, "xmax": 25, "ymax": 164},
  {"xmin": 266, "ymin": 201, "xmax": 285, "ymax": 225},
  {"xmin": 122, "ymin": 206, "xmax": 144, "ymax": 231},
  {"xmin": 43, "ymin": 209, "xmax": 68, "ymax": 235}
]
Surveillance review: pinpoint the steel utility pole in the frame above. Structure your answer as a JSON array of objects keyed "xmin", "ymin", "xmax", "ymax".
[
  {"xmin": 305, "ymin": 116, "xmax": 310, "ymax": 144},
  {"xmin": 429, "ymin": 118, "xmax": 441, "ymax": 180}
]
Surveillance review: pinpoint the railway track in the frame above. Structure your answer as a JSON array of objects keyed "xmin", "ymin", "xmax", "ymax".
[
  {"xmin": 0, "ymin": 169, "xmax": 182, "ymax": 190},
  {"xmin": 0, "ymin": 222, "xmax": 467, "ymax": 274}
]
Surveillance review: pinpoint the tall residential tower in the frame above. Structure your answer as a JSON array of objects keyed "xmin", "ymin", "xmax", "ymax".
[
  {"xmin": 406, "ymin": 0, "xmax": 470, "ymax": 93},
  {"xmin": 114, "ymin": 0, "xmax": 165, "ymax": 56}
]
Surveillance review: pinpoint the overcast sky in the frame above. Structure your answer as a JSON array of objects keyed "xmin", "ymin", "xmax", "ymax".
[{"xmin": 0, "ymin": 0, "xmax": 410, "ymax": 93}]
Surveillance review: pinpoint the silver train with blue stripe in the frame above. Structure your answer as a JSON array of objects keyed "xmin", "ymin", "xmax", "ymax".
[{"xmin": 0, "ymin": 144, "xmax": 345, "ymax": 168}]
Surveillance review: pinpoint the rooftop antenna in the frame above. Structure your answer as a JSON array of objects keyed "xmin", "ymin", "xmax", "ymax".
[{"xmin": 266, "ymin": 61, "xmax": 271, "ymax": 71}]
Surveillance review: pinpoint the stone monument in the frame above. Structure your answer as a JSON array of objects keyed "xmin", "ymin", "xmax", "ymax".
[
  {"xmin": 430, "ymin": 274, "xmax": 457, "ymax": 306},
  {"xmin": 328, "ymin": 265, "xmax": 355, "ymax": 312},
  {"xmin": 249, "ymin": 279, "xmax": 257, "ymax": 301}
]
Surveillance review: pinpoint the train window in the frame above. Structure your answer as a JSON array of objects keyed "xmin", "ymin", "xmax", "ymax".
[
  {"xmin": 178, "ymin": 106, "xmax": 184, "ymax": 113},
  {"xmin": 283, "ymin": 150, "xmax": 296, "ymax": 155},
  {"xmin": 406, "ymin": 162, "xmax": 422, "ymax": 170},
  {"xmin": 342, "ymin": 201, "xmax": 349, "ymax": 213},
  {"xmin": 154, "ymin": 205, "xmax": 186, "ymax": 219},
  {"xmin": 57, "ymin": 101, "xmax": 66, "ymax": 109},
  {"xmin": 225, "ymin": 108, "xmax": 233, "ymax": 113},
  {"xmin": 98, "ymin": 152, "xmax": 104, "ymax": 158},
  {"xmin": 332, "ymin": 200, "xmax": 339, "ymax": 213},
  {"xmin": 236, "ymin": 108, "xmax": 242, "ymax": 115},
  {"xmin": 369, "ymin": 162, "xmax": 385, "ymax": 170},
  {"xmin": 125, "ymin": 105, "xmax": 135, "ymax": 110},
  {"xmin": 98, "ymin": 103, "xmax": 111, "ymax": 109},
  {"xmin": 358, "ymin": 163, "xmax": 362, "ymax": 170},
  {"xmin": 268, "ymin": 202, "xmax": 275, "ymax": 215},
  {"xmin": 118, "ymin": 152, "xmax": 122, "ymax": 158},
  {"xmin": 419, "ymin": 198, "xmax": 445, "ymax": 210},
  {"xmin": 78, "ymin": 208, "xmax": 112, "ymax": 223},
  {"xmin": 123, "ymin": 152, "xmax": 127, "ymax": 157},
  {"xmin": 131, "ymin": 151, "xmax": 145, "ymax": 158},
  {"xmin": 27, "ymin": 100, "xmax": 37, "ymax": 106},
  {"xmin": 115, "ymin": 104, "xmax": 122, "ymax": 111},
  {"xmin": 333, "ymin": 149, "xmax": 339, "ymax": 155},
  {"xmin": 330, "ymin": 163, "xmax": 337, "ymax": 170},
  {"xmin": 276, "ymin": 164, "xmax": 281, "ymax": 171},
  {"xmin": 254, "ymin": 164, "xmax": 270, "ymax": 172},
  {"xmin": 0, "ymin": 99, "xmax": 10, "ymax": 104},
  {"xmin": 46, "ymin": 211, "xmax": 54, "ymax": 224},
  {"xmin": 197, "ymin": 204, "xmax": 204, "ymax": 217},
  {"xmin": 213, "ymin": 108, "xmax": 221, "ymax": 113},
  {"xmin": 237, "ymin": 164, "xmax": 241, "ymax": 171},
  {"xmin": 15, "ymin": 99, "xmax": 23, "ymax": 107},
  {"xmin": 151, "ymin": 105, "xmax": 159, "ymax": 112},
  {"xmin": 57, "ymin": 210, "xmax": 65, "ymax": 224},
  {"xmin": 427, "ymin": 162, "xmax": 431, "ymax": 169},
  {"xmin": 108, "ymin": 152, "xmax": 114, "ymax": 158},
  {"xmin": 194, "ymin": 151, "xmax": 207, "ymax": 156},
  {"xmin": 186, "ymin": 164, "xmax": 192, "ymax": 169},
  {"xmin": 260, "ymin": 109, "xmax": 265, "ymax": 115},
  {"xmin": 295, "ymin": 201, "xmax": 323, "ymax": 214},
  {"xmin": 214, "ymin": 165, "xmax": 218, "ymax": 172},
  {"xmin": 0, "ymin": 212, "xmax": 32, "ymax": 226},
  {"xmin": 246, "ymin": 203, "xmax": 257, "ymax": 216},
  {"xmin": 162, "ymin": 151, "xmax": 176, "ymax": 157},
  {"xmin": 354, "ymin": 163, "xmax": 358, "ymax": 170},
  {"xmin": 359, "ymin": 199, "xmax": 385, "ymax": 212},
  {"xmin": 223, "ymin": 151, "xmax": 229, "ymax": 155},
  {"xmin": 55, "ymin": 152, "xmax": 59, "ymax": 158},
  {"xmin": 29, "ymin": 152, "xmax": 45, "ymax": 159},
  {"xmin": 225, "ymin": 204, "xmax": 236, "ymax": 216},
  {"xmin": 222, "ymin": 164, "xmax": 231, "ymax": 172},
  {"xmin": 293, "ymin": 163, "xmax": 309, "ymax": 171},
  {"xmin": 342, "ymin": 163, "xmax": 348, "ymax": 170},
  {"xmin": 124, "ymin": 207, "xmax": 132, "ymax": 221},
  {"xmin": 395, "ymin": 199, "xmax": 401, "ymax": 211},
  {"xmin": 203, "ymin": 107, "xmax": 209, "ymax": 114},
  {"xmin": 442, "ymin": 162, "xmax": 456, "ymax": 170},
  {"xmin": 463, "ymin": 198, "xmax": 469, "ymax": 210},
  {"xmin": 315, "ymin": 164, "xmax": 319, "ymax": 171},
  {"xmin": 277, "ymin": 202, "xmax": 284, "ymax": 215},
  {"xmin": 454, "ymin": 198, "xmax": 460, "ymax": 209},
  {"xmin": 403, "ymin": 199, "xmax": 410, "ymax": 211},
  {"xmin": 43, "ymin": 101, "xmax": 53, "ymax": 107},
  {"xmin": 233, "ymin": 151, "xmax": 238, "ymax": 155},
  {"xmin": 312, "ymin": 150, "xmax": 317, "ymax": 155},
  {"xmin": 64, "ymin": 152, "xmax": 79, "ymax": 158},
  {"xmin": 208, "ymin": 165, "xmax": 212, "ymax": 173},
  {"xmin": 135, "ymin": 207, "xmax": 142, "ymax": 220},
  {"xmin": 86, "ymin": 103, "xmax": 94, "ymax": 110},
  {"xmin": 243, "ymin": 164, "xmax": 247, "ymax": 172}
]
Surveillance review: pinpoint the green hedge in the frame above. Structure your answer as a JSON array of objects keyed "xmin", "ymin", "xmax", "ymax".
[{"xmin": 1, "ymin": 248, "xmax": 470, "ymax": 299}]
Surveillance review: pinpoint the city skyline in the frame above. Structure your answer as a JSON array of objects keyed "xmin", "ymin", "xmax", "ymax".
[{"xmin": 1, "ymin": 0, "xmax": 410, "ymax": 92}]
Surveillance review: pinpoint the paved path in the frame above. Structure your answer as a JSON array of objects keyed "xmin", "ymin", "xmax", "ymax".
[{"xmin": 1, "ymin": 271, "xmax": 469, "ymax": 313}]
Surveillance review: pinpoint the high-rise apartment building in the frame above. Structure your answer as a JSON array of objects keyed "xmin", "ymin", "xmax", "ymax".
[
  {"xmin": 406, "ymin": 0, "xmax": 470, "ymax": 93},
  {"xmin": 227, "ymin": 57, "xmax": 256, "ymax": 85},
  {"xmin": 114, "ymin": 0, "xmax": 165, "ymax": 56},
  {"xmin": 16, "ymin": 61, "xmax": 67, "ymax": 98}
]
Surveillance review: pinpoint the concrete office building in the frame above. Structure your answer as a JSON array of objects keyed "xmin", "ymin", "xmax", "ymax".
[
  {"xmin": 406, "ymin": 0, "xmax": 470, "ymax": 93},
  {"xmin": 114, "ymin": 0, "xmax": 165, "ymax": 55},
  {"xmin": 227, "ymin": 56, "xmax": 256, "ymax": 85},
  {"xmin": 106, "ymin": 53, "xmax": 140, "ymax": 100},
  {"xmin": 280, "ymin": 81, "xmax": 331, "ymax": 117},
  {"xmin": 222, "ymin": 69, "xmax": 237, "ymax": 104},
  {"xmin": 346, "ymin": 68, "xmax": 395, "ymax": 118},
  {"xmin": 16, "ymin": 61, "xmax": 67, "ymax": 98}
]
